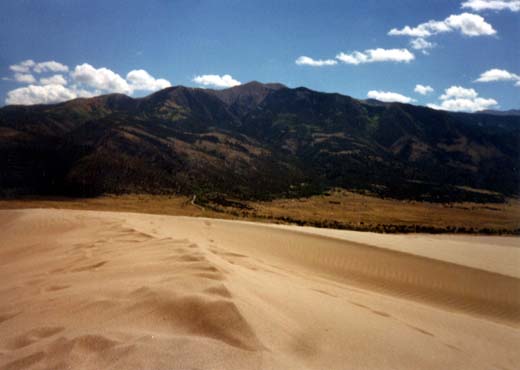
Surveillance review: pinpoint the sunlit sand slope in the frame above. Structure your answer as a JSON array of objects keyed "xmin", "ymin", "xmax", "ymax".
[{"xmin": 0, "ymin": 209, "xmax": 518, "ymax": 370}]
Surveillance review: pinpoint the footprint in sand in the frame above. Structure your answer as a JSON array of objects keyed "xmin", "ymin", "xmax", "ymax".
[
  {"xmin": 194, "ymin": 272, "xmax": 226, "ymax": 281},
  {"xmin": 0, "ymin": 351, "xmax": 45, "ymax": 370},
  {"xmin": 204, "ymin": 284, "xmax": 233, "ymax": 298},
  {"xmin": 127, "ymin": 289, "xmax": 262, "ymax": 351},
  {"xmin": 0, "ymin": 312, "xmax": 19, "ymax": 325},
  {"xmin": 371, "ymin": 310, "xmax": 392, "ymax": 318},
  {"xmin": 407, "ymin": 324, "xmax": 435, "ymax": 337},
  {"xmin": 312, "ymin": 288, "xmax": 338, "ymax": 298},
  {"xmin": 4, "ymin": 326, "xmax": 64, "ymax": 350},
  {"xmin": 45, "ymin": 285, "xmax": 70, "ymax": 292},
  {"xmin": 71, "ymin": 261, "xmax": 107, "ymax": 272}
]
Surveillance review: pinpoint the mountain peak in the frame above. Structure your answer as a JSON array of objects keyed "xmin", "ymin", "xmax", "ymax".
[
  {"xmin": 238, "ymin": 81, "xmax": 287, "ymax": 90},
  {"xmin": 209, "ymin": 81, "xmax": 286, "ymax": 110}
]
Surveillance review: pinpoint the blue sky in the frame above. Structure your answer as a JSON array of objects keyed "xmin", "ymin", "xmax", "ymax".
[{"xmin": 0, "ymin": 0, "xmax": 519, "ymax": 111}]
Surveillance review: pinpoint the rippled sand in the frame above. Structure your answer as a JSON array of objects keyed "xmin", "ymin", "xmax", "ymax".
[{"xmin": 0, "ymin": 209, "xmax": 518, "ymax": 370}]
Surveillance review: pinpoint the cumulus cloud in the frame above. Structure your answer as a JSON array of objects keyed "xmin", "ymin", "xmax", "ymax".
[
  {"xmin": 126, "ymin": 69, "xmax": 172, "ymax": 91},
  {"xmin": 428, "ymin": 98, "xmax": 497, "ymax": 112},
  {"xmin": 410, "ymin": 38, "xmax": 436, "ymax": 53},
  {"xmin": 33, "ymin": 61, "xmax": 69, "ymax": 74},
  {"xmin": 367, "ymin": 90, "xmax": 416, "ymax": 103},
  {"xmin": 10, "ymin": 60, "xmax": 69, "ymax": 74},
  {"xmin": 475, "ymin": 68, "xmax": 520, "ymax": 86},
  {"xmin": 69, "ymin": 86, "xmax": 98, "ymax": 99},
  {"xmin": 440, "ymin": 86, "xmax": 479, "ymax": 100},
  {"xmin": 14, "ymin": 73, "xmax": 36, "ymax": 84},
  {"xmin": 445, "ymin": 13, "xmax": 497, "ymax": 36},
  {"xmin": 427, "ymin": 86, "xmax": 497, "ymax": 112},
  {"xmin": 5, "ymin": 84, "xmax": 77, "ymax": 105},
  {"xmin": 388, "ymin": 12, "xmax": 496, "ymax": 40},
  {"xmin": 71, "ymin": 63, "xmax": 131, "ymax": 94},
  {"xmin": 4, "ymin": 59, "xmax": 172, "ymax": 105},
  {"xmin": 414, "ymin": 84, "xmax": 434, "ymax": 95},
  {"xmin": 192, "ymin": 74, "xmax": 241, "ymax": 88},
  {"xmin": 295, "ymin": 56, "xmax": 338, "ymax": 67},
  {"xmin": 9, "ymin": 60, "xmax": 36, "ymax": 73},
  {"xmin": 389, "ymin": 20, "xmax": 450, "ymax": 38},
  {"xmin": 71, "ymin": 65, "xmax": 171, "ymax": 94},
  {"xmin": 336, "ymin": 48, "xmax": 415, "ymax": 65},
  {"xmin": 39, "ymin": 74, "xmax": 68, "ymax": 86},
  {"xmin": 462, "ymin": 0, "xmax": 520, "ymax": 12}
]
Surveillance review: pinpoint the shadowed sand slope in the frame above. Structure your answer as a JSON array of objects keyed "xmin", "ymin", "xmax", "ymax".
[{"xmin": 0, "ymin": 209, "xmax": 519, "ymax": 370}]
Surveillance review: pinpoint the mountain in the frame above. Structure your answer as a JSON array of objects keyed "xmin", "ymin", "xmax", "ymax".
[
  {"xmin": 479, "ymin": 109, "xmax": 520, "ymax": 117},
  {"xmin": 1, "ymin": 82, "xmax": 519, "ymax": 202}
]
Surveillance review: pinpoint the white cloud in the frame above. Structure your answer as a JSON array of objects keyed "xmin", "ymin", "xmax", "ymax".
[
  {"xmin": 192, "ymin": 74, "xmax": 241, "ymax": 88},
  {"xmin": 10, "ymin": 60, "xmax": 69, "ymax": 74},
  {"xmin": 414, "ymin": 84, "xmax": 434, "ymax": 95},
  {"xmin": 367, "ymin": 90, "xmax": 416, "ymax": 103},
  {"xmin": 440, "ymin": 86, "xmax": 479, "ymax": 100},
  {"xmin": 428, "ymin": 98, "xmax": 497, "ymax": 112},
  {"xmin": 445, "ymin": 13, "xmax": 497, "ymax": 36},
  {"xmin": 126, "ymin": 69, "xmax": 171, "ymax": 91},
  {"xmin": 9, "ymin": 60, "xmax": 36, "ymax": 73},
  {"xmin": 366, "ymin": 48, "xmax": 415, "ymax": 63},
  {"xmin": 71, "ymin": 64, "xmax": 171, "ymax": 94},
  {"xmin": 336, "ymin": 48, "xmax": 415, "ymax": 65},
  {"xmin": 69, "ymin": 85, "xmax": 98, "ymax": 98},
  {"xmin": 5, "ymin": 59, "xmax": 172, "ymax": 105},
  {"xmin": 475, "ymin": 68, "xmax": 520, "ymax": 85},
  {"xmin": 295, "ymin": 56, "xmax": 338, "ymax": 67},
  {"xmin": 33, "ymin": 61, "xmax": 69, "ymax": 74},
  {"xmin": 71, "ymin": 63, "xmax": 131, "ymax": 94},
  {"xmin": 388, "ymin": 12, "xmax": 496, "ymax": 39},
  {"xmin": 462, "ymin": 0, "xmax": 520, "ymax": 12},
  {"xmin": 428, "ymin": 86, "xmax": 497, "ymax": 112},
  {"xmin": 336, "ymin": 51, "xmax": 368, "ymax": 65},
  {"xmin": 5, "ymin": 84, "xmax": 77, "ymax": 105},
  {"xmin": 14, "ymin": 73, "xmax": 36, "ymax": 84},
  {"xmin": 410, "ymin": 38, "xmax": 436, "ymax": 53},
  {"xmin": 39, "ymin": 74, "xmax": 68, "ymax": 86},
  {"xmin": 388, "ymin": 20, "xmax": 450, "ymax": 38}
]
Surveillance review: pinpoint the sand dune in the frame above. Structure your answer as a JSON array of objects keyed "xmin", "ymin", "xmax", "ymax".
[{"xmin": 0, "ymin": 209, "xmax": 519, "ymax": 370}]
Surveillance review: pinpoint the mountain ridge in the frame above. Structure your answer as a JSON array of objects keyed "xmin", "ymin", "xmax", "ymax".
[
  {"xmin": 4, "ymin": 82, "xmax": 517, "ymax": 118},
  {"xmin": 1, "ymin": 82, "xmax": 519, "ymax": 202}
]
